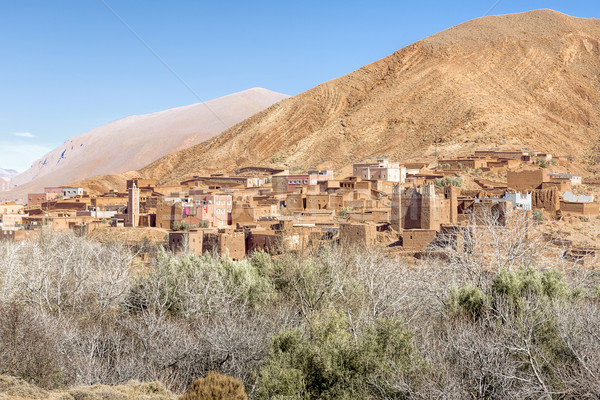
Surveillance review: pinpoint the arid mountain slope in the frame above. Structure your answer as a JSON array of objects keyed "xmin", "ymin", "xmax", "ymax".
[
  {"xmin": 134, "ymin": 10, "xmax": 600, "ymax": 186},
  {"xmin": 0, "ymin": 168, "xmax": 18, "ymax": 179},
  {"xmin": 2, "ymin": 88, "xmax": 288, "ymax": 201}
]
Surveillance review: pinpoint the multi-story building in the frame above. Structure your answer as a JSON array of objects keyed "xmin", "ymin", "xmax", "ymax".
[
  {"xmin": 272, "ymin": 170, "xmax": 334, "ymax": 193},
  {"xmin": 193, "ymin": 194, "xmax": 233, "ymax": 227},
  {"xmin": 27, "ymin": 193, "xmax": 47, "ymax": 207},
  {"xmin": 62, "ymin": 187, "xmax": 84, "ymax": 199},
  {"xmin": 44, "ymin": 187, "xmax": 64, "ymax": 201},
  {"xmin": 353, "ymin": 159, "xmax": 406, "ymax": 183}
]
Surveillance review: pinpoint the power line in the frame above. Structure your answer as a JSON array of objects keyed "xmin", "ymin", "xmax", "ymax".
[
  {"xmin": 483, "ymin": 0, "xmax": 503, "ymax": 16},
  {"xmin": 98, "ymin": 0, "xmax": 230, "ymax": 130}
]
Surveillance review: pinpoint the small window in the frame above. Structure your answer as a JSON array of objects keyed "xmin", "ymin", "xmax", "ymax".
[{"xmin": 304, "ymin": 180, "xmax": 308, "ymax": 184}]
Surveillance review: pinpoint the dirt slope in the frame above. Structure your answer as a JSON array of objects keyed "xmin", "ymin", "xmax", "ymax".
[
  {"xmin": 125, "ymin": 9, "xmax": 600, "ymax": 186},
  {"xmin": 1, "ymin": 88, "xmax": 289, "ymax": 201}
]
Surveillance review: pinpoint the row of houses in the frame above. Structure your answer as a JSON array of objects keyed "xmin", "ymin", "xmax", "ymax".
[{"xmin": 0, "ymin": 151, "xmax": 596, "ymax": 263}]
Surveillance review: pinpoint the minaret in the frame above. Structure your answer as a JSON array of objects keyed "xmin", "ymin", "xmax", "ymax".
[{"xmin": 127, "ymin": 182, "xmax": 140, "ymax": 227}]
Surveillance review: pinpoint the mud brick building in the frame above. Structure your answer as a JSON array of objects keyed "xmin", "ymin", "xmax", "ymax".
[
  {"xmin": 339, "ymin": 223, "xmax": 378, "ymax": 248},
  {"xmin": 202, "ymin": 228, "xmax": 245, "ymax": 260},
  {"xmin": 169, "ymin": 230, "xmax": 203, "ymax": 254}
]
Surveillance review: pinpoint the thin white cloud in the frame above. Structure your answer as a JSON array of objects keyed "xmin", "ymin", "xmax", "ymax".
[
  {"xmin": 9, "ymin": 132, "xmax": 36, "ymax": 138},
  {"xmin": 0, "ymin": 141, "xmax": 53, "ymax": 172}
]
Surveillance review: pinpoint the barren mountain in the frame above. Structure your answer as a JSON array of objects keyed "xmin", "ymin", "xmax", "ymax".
[
  {"xmin": 2, "ymin": 88, "xmax": 288, "ymax": 201},
  {"xmin": 0, "ymin": 168, "xmax": 18, "ymax": 180},
  {"xmin": 126, "ymin": 10, "xmax": 599, "ymax": 186}
]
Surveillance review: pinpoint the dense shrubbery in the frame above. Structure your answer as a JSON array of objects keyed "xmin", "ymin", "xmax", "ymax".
[
  {"xmin": 257, "ymin": 311, "xmax": 423, "ymax": 399},
  {"xmin": 0, "ymin": 228, "xmax": 600, "ymax": 398}
]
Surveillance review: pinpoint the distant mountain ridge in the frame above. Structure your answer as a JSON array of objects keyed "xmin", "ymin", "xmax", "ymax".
[
  {"xmin": 114, "ymin": 9, "xmax": 600, "ymax": 186},
  {"xmin": 0, "ymin": 168, "xmax": 18, "ymax": 179},
  {"xmin": 2, "ymin": 88, "xmax": 289, "ymax": 200}
]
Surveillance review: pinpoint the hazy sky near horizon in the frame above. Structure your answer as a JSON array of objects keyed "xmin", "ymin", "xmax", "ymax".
[{"xmin": 1, "ymin": 0, "xmax": 598, "ymax": 172}]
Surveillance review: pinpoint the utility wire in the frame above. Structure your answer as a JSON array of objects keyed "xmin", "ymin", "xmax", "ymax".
[
  {"xmin": 483, "ymin": 0, "xmax": 503, "ymax": 16},
  {"xmin": 99, "ymin": 0, "xmax": 230, "ymax": 130}
]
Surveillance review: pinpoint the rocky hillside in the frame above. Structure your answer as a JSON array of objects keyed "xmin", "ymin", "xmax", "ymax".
[
  {"xmin": 2, "ymin": 88, "xmax": 288, "ymax": 200},
  {"xmin": 125, "ymin": 9, "xmax": 599, "ymax": 186}
]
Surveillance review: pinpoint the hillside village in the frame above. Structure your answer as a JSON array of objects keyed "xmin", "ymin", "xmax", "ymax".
[{"xmin": 0, "ymin": 149, "xmax": 598, "ymax": 264}]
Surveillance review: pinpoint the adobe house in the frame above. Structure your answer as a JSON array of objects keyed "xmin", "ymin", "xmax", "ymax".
[
  {"xmin": 1, "ymin": 213, "xmax": 24, "ymax": 227},
  {"xmin": 305, "ymin": 194, "xmax": 331, "ymax": 211},
  {"xmin": 559, "ymin": 201, "xmax": 599, "ymax": 216},
  {"xmin": 348, "ymin": 209, "xmax": 389, "ymax": 224},
  {"xmin": 247, "ymin": 229, "xmax": 280, "ymax": 254},
  {"xmin": 548, "ymin": 173, "xmax": 581, "ymax": 187},
  {"xmin": 401, "ymin": 229, "xmax": 438, "ymax": 251},
  {"xmin": 437, "ymin": 158, "xmax": 487, "ymax": 170},
  {"xmin": 126, "ymin": 178, "xmax": 157, "ymax": 190},
  {"xmin": 169, "ymin": 230, "xmax": 203, "ymax": 255},
  {"xmin": 339, "ymin": 223, "xmax": 378, "ymax": 248},
  {"xmin": 487, "ymin": 158, "xmax": 521, "ymax": 169},
  {"xmin": 0, "ymin": 229, "xmax": 40, "ymax": 242},
  {"xmin": 202, "ymin": 229, "xmax": 245, "ymax": 260},
  {"xmin": 231, "ymin": 202, "xmax": 278, "ymax": 224},
  {"xmin": 91, "ymin": 194, "xmax": 128, "ymax": 211},
  {"xmin": 507, "ymin": 170, "xmax": 546, "ymax": 191},
  {"xmin": 27, "ymin": 193, "xmax": 47, "ymax": 207},
  {"xmin": 156, "ymin": 199, "xmax": 183, "ymax": 229},
  {"xmin": 272, "ymin": 170, "xmax": 334, "ymax": 194},
  {"xmin": 0, "ymin": 203, "xmax": 24, "ymax": 215},
  {"xmin": 41, "ymin": 200, "xmax": 88, "ymax": 213},
  {"xmin": 508, "ymin": 169, "xmax": 575, "ymax": 193}
]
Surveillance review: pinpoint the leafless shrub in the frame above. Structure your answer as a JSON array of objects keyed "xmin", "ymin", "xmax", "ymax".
[
  {"xmin": 1, "ymin": 229, "xmax": 600, "ymax": 399},
  {"xmin": 0, "ymin": 228, "xmax": 134, "ymax": 317}
]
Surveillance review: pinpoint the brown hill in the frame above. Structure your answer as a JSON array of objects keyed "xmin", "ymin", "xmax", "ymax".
[{"xmin": 93, "ymin": 10, "xmax": 600, "ymax": 189}]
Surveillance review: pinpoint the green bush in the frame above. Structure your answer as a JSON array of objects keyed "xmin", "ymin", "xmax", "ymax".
[
  {"xmin": 434, "ymin": 177, "xmax": 462, "ymax": 189},
  {"xmin": 339, "ymin": 207, "xmax": 353, "ymax": 217},
  {"xmin": 181, "ymin": 372, "xmax": 247, "ymax": 400},
  {"xmin": 532, "ymin": 209, "xmax": 544, "ymax": 221},
  {"xmin": 446, "ymin": 284, "xmax": 484, "ymax": 318},
  {"xmin": 256, "ymin": 311, "xmax": 423, "ymax": 399},
  {"xmin": 491, "ymin": 268, "xmax": 571, "ymax": 307}
]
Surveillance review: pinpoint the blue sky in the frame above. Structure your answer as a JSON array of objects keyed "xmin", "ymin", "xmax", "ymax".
[{"xmin": 0, "ymin": 0, "xmax": 598, "ymax": 172}]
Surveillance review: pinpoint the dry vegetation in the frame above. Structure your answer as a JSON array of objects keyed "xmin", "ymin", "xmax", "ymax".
[{"xmin": 1, "ymin": 225, "xmax": 600, "ymax": 399}]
